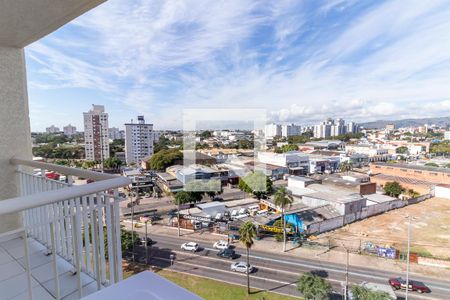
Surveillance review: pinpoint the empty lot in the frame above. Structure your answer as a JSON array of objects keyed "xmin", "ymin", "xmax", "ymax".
[{"xmin": 320, "ymin": 197, "xmax": 450, "ymax": 258}]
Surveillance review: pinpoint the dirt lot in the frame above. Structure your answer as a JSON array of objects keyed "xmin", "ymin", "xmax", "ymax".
[{"xmin": 319, "ymin": 197, "xmax": 450, "ymax": 258}]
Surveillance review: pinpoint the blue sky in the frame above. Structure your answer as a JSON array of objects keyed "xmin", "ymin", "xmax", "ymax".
[{"xmin": 26, "ymin": 0, "xmax": 450, "ymax": 131}]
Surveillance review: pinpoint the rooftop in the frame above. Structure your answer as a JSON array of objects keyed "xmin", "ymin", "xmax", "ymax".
[{"xmin": 372, "ymin": 162, "xmax": 450, "ymax": 174}]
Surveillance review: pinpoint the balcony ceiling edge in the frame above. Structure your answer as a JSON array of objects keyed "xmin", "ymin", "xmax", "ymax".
[{"xmin": 0, "ymin": 0, "xmax": 106, "ymax": 48}]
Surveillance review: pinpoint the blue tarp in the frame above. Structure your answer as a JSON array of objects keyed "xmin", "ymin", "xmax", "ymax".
[{"xmin": 284, "ymin": 214, "xmax": 304, "ymax": 233}]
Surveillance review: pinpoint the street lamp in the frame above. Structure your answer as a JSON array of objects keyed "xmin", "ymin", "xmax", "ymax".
[
  {"xmin": 339, "ymin": 241, "xmax": 350, "ymax": 300},
  {"xmin": 404, "ymin": 214, "xmax": 419, "ymax": 300}
]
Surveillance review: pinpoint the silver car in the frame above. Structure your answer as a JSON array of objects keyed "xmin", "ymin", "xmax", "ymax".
[{"xmin": 230, "ymin": 261, "xmax": 254, "ymax": 273}]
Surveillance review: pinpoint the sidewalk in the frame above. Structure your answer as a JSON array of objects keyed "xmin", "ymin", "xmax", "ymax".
[{"xmin": 124, "ymin": 221, "xmax": 450, "ymax": 282}]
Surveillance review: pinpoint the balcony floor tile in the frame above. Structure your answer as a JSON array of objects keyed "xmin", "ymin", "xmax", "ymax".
[
  {"xmin": 10, "ymin": 285, "xmax": 54, "ymax": 300},
  {"xmin": 0, "ymin": 237, "xmax": 98, "ymax": 300}
]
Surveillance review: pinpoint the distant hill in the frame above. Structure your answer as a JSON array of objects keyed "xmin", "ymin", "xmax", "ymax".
[{"xmin": 360, "ymin": 116, "xmax": 450, "ymax": 129}]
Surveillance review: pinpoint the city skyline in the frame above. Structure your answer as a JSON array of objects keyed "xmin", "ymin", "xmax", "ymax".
[{"xmin": 26, "ymin": 1, "xmax": 450, "ymax": 131}]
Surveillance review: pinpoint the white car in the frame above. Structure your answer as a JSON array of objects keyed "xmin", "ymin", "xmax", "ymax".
[
  {"xmin": 213, "ymin": 240, "xmax": 229, "ymax": 250},
  {"xmin": 230, "ymin": 262, "xmax": 254, "ymax": 273},
  {"xmin": 181, "ymin": 242, "xmax": 199, "ymax": 252}
]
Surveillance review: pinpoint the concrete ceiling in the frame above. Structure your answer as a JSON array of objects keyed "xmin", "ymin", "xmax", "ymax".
[{"xmin": 0, "ymin": 0, "xmax": 105, "ymax": 48}]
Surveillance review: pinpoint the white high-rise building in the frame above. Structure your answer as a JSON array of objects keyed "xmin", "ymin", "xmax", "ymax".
[
  {"xmin": 264, "ymin": 123, "xmax": 282, "ymax": 139},
  {"xmin": 347, "ymin": 122, "xmax": 359, "ymax": 134},
  {"xmin": 83, "ymin": 104, "xmax": 109, "ymax": 162},
  {"xmin": 109, "ymin": 127, "xmax": 124, "ymax": 140},
  {"xmin": 331, "ymin": 118, "xmax": 346, "ymax": 136},
  {"xmin": 281, "ymin": 124, "xmax": 301, "ymax": 137},
  {"xmin": 45, "ymin": 125, "xmax": 60, "ymax": 133},
  {"xmin": 125, "ymin": 116, "xmax": 156, "ymax": 165},
  {"xmin": 63, "ymin": 124, "xmax": 77, "ymax": 137}
]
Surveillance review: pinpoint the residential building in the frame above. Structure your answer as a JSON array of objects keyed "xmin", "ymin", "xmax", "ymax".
[
  {"xmin": 313, "ymin": 122, "xmax": 332, "ymax": 138},
  {"xmin": 124, "ymin": 116, "xmax": 156, "ymax": 165},
  {"xmin": 109, "ymin": 127, "xmax": 125, "ymax": 140},
  {"xmin": 281, "ymin": 123, "xmax": 301, "ymax": 137},
  {"xmin": 313, "ymin": 118, "xmax": 359, "ymax": 138},
  {"xmin": 346, "ymin": 121, "xmax": 359, "ymax": 134},
  {"xmin": 83, "ymin": 104, "xmax": 109, "ymax": 162},
  {"xmin": 264, "ymin": 123, "xmax": 281, "ymax": 139},
  {"xmin": 63, "ymin": 124, "xmax": 77, "ymax": 136},
  {"xmin": 45, "ymin": 125, "xmax": 60, "ymax": 133},
  {"xmin": 330, "ymin": 118, "xmax": 346, "ymax": 136},
  {"xmin": 385, "ymin": 123, "xmax": 395, "ymax": 133}
]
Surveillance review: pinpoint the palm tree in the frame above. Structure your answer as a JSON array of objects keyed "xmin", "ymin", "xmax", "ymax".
[
  {"xmin": 239, "ymin": 221, "xmax": 256, "ymax": 295},
  {"xmin": 174, "ymin": 191, "xmax": 189, "ymax": 237},
  {"xmin": 274, "ymin": 186, "xmax": 293, "ymax": 252},
  {"xmin": 340, "ymin": 161, "xmax": 353, "ymax": 175}
]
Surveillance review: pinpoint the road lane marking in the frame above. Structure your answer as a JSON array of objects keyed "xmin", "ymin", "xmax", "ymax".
[{"xmin": 145, "ymin": 233, "xmax": 450, "ymax": 293}]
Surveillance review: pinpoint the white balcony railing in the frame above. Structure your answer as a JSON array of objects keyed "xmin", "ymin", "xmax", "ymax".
[{"xmin": 0, "ymin": 158, "xmax": 131, "ymax": 299}]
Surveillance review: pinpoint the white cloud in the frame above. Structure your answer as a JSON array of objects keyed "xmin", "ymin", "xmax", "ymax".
[{"xmin": 25, "ymin": 0, "xmax": 450, "ymax": 130}]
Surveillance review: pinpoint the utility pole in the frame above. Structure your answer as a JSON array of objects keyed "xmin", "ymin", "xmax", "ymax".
[
  {"xmin": 131, "ymin": 188, "xmax": 135, "ymax": 263},
  {"xmin": 345, "ymin": 248, "xmax": 349, "ymax": 300},
  {"xmin": 405, "ymin": 216, "xmax": 411, "ymax": 300},
  {"xmin": 145, "ymin": 220, "xmax": 149, "ymax": 264}
]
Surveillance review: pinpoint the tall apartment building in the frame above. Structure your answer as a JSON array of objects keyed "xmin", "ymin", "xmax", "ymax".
[
  {"xmin": 264, "ymin": 123, "xmax": 282, "ymax": 139},
  {"xmin": 313, "ymin": 119, "xmax": 333, "ymax": 138},
  {"xmin": 109, "ymin": 127, "xmax": 125, "ymax": 140},
  {"xmin": 83, "ymin": 104, "xmax": 109, "ymax": 162},
  {"xmin": 45, "ymin": 125, "xmax": 60, "ymax": 133},
  {"xmin": 347, "ymin": 121, "xmax": 359, "ymax": 134},
  {"xmin": 385, "ymin": 123, "xmax": 395, "ymax": 133},
  {"xmin": 63, "ymin": 124, "xmax": 77, "ymax": 137},
  {"xmin": 281, "ymin": 123, "xmax": 301, "ymax": 137},
  {"xmin": 314, "ymin": 118, "xmax": 358, "ymax": 138},
  {"xmin": 125, "ymin": 116, "xmax": 156, "ymax": 165},
  {"xmin": 331, "ymin": 118, "xmax": 346, "ymax": 136}
]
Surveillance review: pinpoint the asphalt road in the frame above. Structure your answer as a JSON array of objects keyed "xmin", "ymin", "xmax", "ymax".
[{"xmin": 129, "ymin": 232, "xmax": 450, "ymax": 300}]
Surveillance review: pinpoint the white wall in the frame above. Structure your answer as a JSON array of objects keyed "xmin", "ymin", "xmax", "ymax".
[
  {"xmin": 435, "ymin": 185, "xmax": 450, "ymax": 199},
  {"xmin": 0, "ymin": 47, "xmax": 32, "ymax": 233}
]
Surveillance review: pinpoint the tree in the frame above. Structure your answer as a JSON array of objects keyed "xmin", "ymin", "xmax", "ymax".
[
  {"xmin": 82, "ymin": 160, "xmax": 97, "ymax": 169},
  {"xmin": 297, "ymin": 272, "xmax": 332, "ymax": 300},
  {"xmin": 153, "ymin": 135, "xmax": 170, "ymax": 153},
  {"xmin": 239, "ymin": 221, "xmax": 256, "ymax": 295},
  {"xmin": 396, "ymin": 146, "xmax": 408, "ymax": 154},
  {"xmin": 238, "ymin": 171, "xmax": 272, "ymax": 199},
  {"xmin": 340, "ymin": 161, "xmax": 353, "ymax": 175},
  {"xmin": 274, "ymin": 186, "xmax": 293, "ymax": 252},
  {"xmin": 174, "ymin": 191, "xmax": 190, "ymax": 237},
  {"xmin": 148, "ymin": 149, "xmax": 183, "ymax": 170},
  {"xmin": 281, "ymin": 144, "xmax": 299, "ymax": 152},
  {"xmin": 383, "ymin": 181, "xmax": 404, "ymax": 198},
  {"xmin": 109, "ymin": 139, "xmax": 125, "ymax": 157},
  {"xmin": 406, "ymin": 189, "xmax": 420, "ymax": 198},
  {"xmin": 104, "ymin": 157, "xmax": 123, "ymax": 169},
  {"xmin": 350, "ymin": 286, "xmax": 394, "ymax": 300}
]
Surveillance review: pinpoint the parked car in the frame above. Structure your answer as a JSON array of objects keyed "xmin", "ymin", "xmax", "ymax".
[
  {"xmin": 388, "ymin": 277, "xmax": 431, "ymax": 293},
  {"xmin": 217, "ymin": 248, "xmax": 237, "ymax": 259},
  {"xmin": 213, "ymin": 240, "xmax": 229, "ymax": 250},
  {"xmin": 181, "ymin": 242, "xmax": 199, "ymax": 252},
  {"xmin": 230, "ymin": 262, "xmax": 254, "ymax": 273}
]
